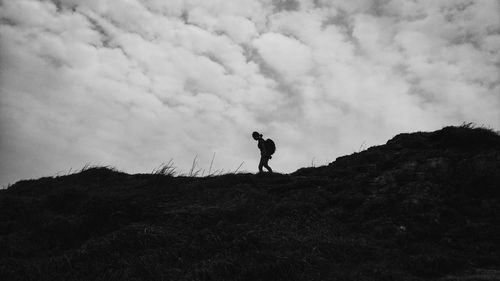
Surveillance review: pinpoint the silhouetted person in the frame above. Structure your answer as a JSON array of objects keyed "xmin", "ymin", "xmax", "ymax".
[{"xmin": 252, "ymin": 131, "xmax": 273, "ymax": 173}]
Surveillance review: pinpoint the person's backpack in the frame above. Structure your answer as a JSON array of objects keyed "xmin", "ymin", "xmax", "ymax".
[{"xmin": 265, "ymin": 139, "xmax": 276, "ymax": 155}]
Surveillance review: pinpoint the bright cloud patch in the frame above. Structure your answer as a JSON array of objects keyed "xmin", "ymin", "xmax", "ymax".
[{"xmin": 253, "ymin": 32, "xmax": 313, "ymax": 82}]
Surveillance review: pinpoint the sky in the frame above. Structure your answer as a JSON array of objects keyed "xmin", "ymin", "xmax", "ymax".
[{"xmin": 1, "ymin": 0, "xmax": 499, "ymax": 186}]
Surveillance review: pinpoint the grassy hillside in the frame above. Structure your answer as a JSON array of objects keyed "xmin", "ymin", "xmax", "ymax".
[{"xmin": 1, "ymin": 125, "xmax": 500, "ymax": 280}]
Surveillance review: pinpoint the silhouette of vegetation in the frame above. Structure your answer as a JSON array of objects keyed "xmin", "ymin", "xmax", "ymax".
[
  {"xmin": 152, "ymin": 160, "xmax": 177, "ymax": 177},
  {"xmin": 186, "ymin": 155, "xmax": 199, "ymax": 177},
  {"xmin": 0, "ymin": 125, "xmax": 499, "ymax": 280}
]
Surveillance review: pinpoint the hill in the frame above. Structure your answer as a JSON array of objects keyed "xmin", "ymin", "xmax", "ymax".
[{"xmin": 1, "ymin": 125, "xmax": 500, "ymax": 281}]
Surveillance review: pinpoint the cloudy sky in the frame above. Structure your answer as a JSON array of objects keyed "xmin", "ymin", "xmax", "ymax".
[{"xmin": 1, "ymin": 0, "xmax": 499, "ymax": 186}]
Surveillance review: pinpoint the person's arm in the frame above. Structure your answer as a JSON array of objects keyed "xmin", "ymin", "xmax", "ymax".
[{"xmin": 259, "ymin": 138, "xmax": 268, "ymax": 155}]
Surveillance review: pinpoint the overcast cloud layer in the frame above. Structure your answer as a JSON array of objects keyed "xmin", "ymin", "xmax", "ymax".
[{"xmin": 1, "ymin": 0, "xmax": 499, "ymax": 186}]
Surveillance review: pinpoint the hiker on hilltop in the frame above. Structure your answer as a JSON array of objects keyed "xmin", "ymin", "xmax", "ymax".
[{"xmin": 252, "ymin": 131, "xmax": 275, "ymax": 173}]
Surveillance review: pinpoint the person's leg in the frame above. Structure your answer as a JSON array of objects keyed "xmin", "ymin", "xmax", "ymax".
[
  {"xmin": 258, "ymin": 156, "xmax": 264, "ymax": 173},
  {"xmin": 263, "ymin": 156, "xmax": 273, "ymax": 173}
]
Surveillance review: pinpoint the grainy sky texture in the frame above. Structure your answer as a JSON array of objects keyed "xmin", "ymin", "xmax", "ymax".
[{"xmin": 1, "ymin": 0, "xmax": 499, "ymax": 186}]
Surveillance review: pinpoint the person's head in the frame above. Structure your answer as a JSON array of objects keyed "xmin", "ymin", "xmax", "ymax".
[{"xmin": 252, "ymin": 131, "xmax": 262, "ymax": 140}]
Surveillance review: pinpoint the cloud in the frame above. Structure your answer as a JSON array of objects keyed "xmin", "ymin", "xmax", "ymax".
[
  {"xmin": 1, "ymin": 0, "xmax": 499, "ymax": 186},
  {"xmin": 253, "ymin": 32, "xmax": 313, "ymax": 82}
]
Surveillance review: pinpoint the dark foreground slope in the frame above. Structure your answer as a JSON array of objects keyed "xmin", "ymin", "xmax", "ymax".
[{"xmin": 1, "ymin": 126, "xmax": 500, "ymax": 281}]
